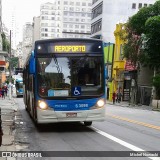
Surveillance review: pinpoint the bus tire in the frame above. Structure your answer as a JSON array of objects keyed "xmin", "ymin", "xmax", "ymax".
[{"xmin": 84, "ymin": 121, "xmax": 92, "ymax": 126}]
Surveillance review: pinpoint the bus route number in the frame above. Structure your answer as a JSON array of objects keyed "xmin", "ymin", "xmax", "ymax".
[{"xmin": 75, "ymin": 104, "xmax": 88, "ymax": 108}]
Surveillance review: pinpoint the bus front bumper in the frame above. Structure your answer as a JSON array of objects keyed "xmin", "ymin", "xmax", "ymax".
[{"xmin": 37, "ymin": 107, "xmax": 105, "ymax": 124}]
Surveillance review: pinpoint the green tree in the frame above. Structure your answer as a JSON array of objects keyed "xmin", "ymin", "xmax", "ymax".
[
  {"xmin": 123, "ymin": 0, "xmax": 160, "ymax": 99},
  {"xmin": 152, "ymin": 74, "xmax": 160, "ymax": 99},
  {"xmin": 1, "ymin": 32, "xmax": 10, "ymax": 52},
  {"xmin": 144, "ymin": 16, "xmax": 160, "ymax": 69},
  {"xmin": 10, "ymin": 57, "xmax": 19, "ymax": 69}
]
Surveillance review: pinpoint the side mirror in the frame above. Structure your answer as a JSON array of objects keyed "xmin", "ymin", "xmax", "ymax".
[{"xmin": 29, "ymin": 51, "xmax": 35, "ymax": 74}]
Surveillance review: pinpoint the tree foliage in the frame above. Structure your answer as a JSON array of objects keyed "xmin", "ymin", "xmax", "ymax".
[
  {"xmin": 123, "ymin": 0, "xmax": 160, "ymax": 98},
  {"xmin": 144, "ymin": 16, "xmax": 160, "ymax": 69},
  {"xmin": 124, "ymin": 0, "xmax": 160, "ymax": 68},
  {"xmin": 10, "ymin": 57, "xmax": 19, "ymax": 69},
  {"xmin": 1, "ymin": 32, "xmax": 10, "ymax": 52},
  {"xmin": 152, "ymin": 74, "xmax": 160, "ymax": 99}
]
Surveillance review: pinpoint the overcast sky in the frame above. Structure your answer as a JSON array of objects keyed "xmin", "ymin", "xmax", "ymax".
[{"xmin": 2, "ymin": 0, "xmax": 50, "ymax": 42}]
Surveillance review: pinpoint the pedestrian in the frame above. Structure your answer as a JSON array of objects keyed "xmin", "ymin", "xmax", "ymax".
[
  {"xmin": 1, "ymin": 89, "xmax": 5, "ymax": 99},
  {"xmin": 4, "ymin": 86, "xmax": 8, "ymax": 96},
  {"xmin": 118, "ymin": 91, "xmax": 122, "ymax": 102},
  {"xmin": 112, "ymin": 91, "xmax": 116, "ymax": 104},
  {"xmin": 116, "ymin": 90, "xmax": 118, "ymax": 103}
]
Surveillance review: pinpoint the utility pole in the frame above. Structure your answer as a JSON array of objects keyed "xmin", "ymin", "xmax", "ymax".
[{"xmin": 9, "ymin": 30, "xmax": 12, "ymax": 99}]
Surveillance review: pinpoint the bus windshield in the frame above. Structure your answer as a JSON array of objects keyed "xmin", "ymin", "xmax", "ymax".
[
  {"xmin": 37, "ymin": 55, "xmax": 104, "ymax": 98},
  {"xmin": 16, "ymin": 81, "xmax": 23, "ymax": 89}
]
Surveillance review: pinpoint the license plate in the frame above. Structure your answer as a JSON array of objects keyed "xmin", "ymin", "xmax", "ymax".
[{"xmin": 66, "ymin": 113, "xmax": 77, "ymax": 118}]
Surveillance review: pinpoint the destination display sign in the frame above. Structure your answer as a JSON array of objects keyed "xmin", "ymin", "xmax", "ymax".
[
  {"xmin": 54, "ymin": 45, "xmax": 86, "ymax": 53},
  {"xmin": 35, "ymin": 40, "xmax": 103, "ymax": 54}
]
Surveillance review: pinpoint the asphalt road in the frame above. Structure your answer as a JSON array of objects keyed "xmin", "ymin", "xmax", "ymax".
[{"xmin": 14, "ymin": 97, "xmax": 160, "ymax": 160}]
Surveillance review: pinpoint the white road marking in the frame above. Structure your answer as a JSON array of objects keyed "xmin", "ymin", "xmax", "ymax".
[{"xmin": 92, "ymin": 127, "xmax": 160, "ymax": 160}]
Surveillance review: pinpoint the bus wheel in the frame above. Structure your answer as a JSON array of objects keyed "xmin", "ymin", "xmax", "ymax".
[{"xmin": 84, "ymin": 121, "xmax": 92, "ymax": 126}]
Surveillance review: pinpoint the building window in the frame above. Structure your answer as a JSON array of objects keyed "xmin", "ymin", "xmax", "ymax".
[
  {"xmin": 70, "ymin": 12, "xmax": 74, "ymax": 16},
  {"xmin": 76, "ymin": 2, "xmax": 80, "ymax": 6},
  {"xmin": 139, "ymin": 3, "xmax": 142, "ymax": 9},
  {"xmin": 81, "ymin": 25, "xmax": 85, "ymax": 29},
  {"xmin": 70, "ymin": 1, "xmax": 74, "ymax": 5},
  {"xmin": 87, "ymin": 25, "xmax": 90, "ymax": 29},
  {"xmin": 75, "ymin": 13, "xmax": 80, "ymax": 16},
  {"xmin": 76, "ymin": 8, "xmax": 80, "ymax": 11},
  {"xmin": 63, "ymin": 11, "xmax": 68, "ymax": 16},
  {"xmin": 91, "ymin": 19, "xmax": 102, "ymax": 34},
  {"xmin": 75, "ymin": 25, "xmax": 79, "ymax": 28},
  {"xmin": 63, "ymin": 24, "xmax": 67, "ymax": 28},
  {"xmin": 92, "ymin": 0, "xmax": 98, "ymax": 5},
  {"xmin": 87, "ymin": 13, "xmax": 91, "ymax": 17},
  {"xmin": 82, "ymin": 2, "xmax": 86, "ymax": 6},
  {"xmin": 64, "ymin": 1, "xmax": 68, "ymax": 5},
  {"xmin": 132, "ymin": 3, "xmax": 136, "ymax": 9},
  {"xmin": 42, "ymin": 16, "xmax": 48, "ymax": 20},
  {"xmin": 69, "ymin": 18, "xmax": 73, "ymax": 21},
  {"xmin": 144, "ymin": 3, "xmax": 147, "ymax": 7},
  {"xmin": 70, "ymin": 7, "xmax": 74, "ymax": 11},
  {"xmin": 92, "ymin": 2, "xmax": 103, "ymax": 19}
]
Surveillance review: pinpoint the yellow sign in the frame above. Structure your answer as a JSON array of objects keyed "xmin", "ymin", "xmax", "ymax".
[{"xmin": 54, "ymin": 45, "xmax": 86, "ymax": 53}]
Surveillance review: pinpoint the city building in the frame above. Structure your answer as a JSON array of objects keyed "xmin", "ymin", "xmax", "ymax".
[
  {"xmin": 32, "ymin": 16, "xmax": 40, "ymax": 42},
  {"xmin": 91, "ymin": 0, "xmax": 156, "ymax": 43},
  {"xmin": 109, "ymin": 23, "xmax": 154, "ymax": 106},
  {"xmin": 11, "ymin": 9, "xmax": 17, "ymax": 50},
  {"xmin": 0, "ymin": 0, "xmax": 2, "ymax": 50},
  {"xmin": 22, "ymin": 23, "xmax": 33, "ymax": 66},
  {"xmin": 0, "ymin": 0, "xmax": 9, "ymax": 86},
  {"xmin": 37, "ymin": 0, "xmax": 92, "ymax": 40},
  {"xmin": 15, "ymin": 42, "xmax": 23, "ymax": 68}
]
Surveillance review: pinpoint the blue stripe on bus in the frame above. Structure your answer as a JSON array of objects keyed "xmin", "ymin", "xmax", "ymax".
[{"xmin": 44, "ymin": 98, "xmax": 102, "ymax": 111}]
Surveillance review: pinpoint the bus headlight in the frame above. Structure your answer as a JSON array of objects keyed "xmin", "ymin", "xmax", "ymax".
[
  {"xmin": 38, "ymin": 101, "xmax": 48, "ymax": 110},
  {"xmin": 96, "ymin": 99, "xmax": 105, "ymax": 107}
]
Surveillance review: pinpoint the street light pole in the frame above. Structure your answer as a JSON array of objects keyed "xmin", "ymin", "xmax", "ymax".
[{"xmin": 9, "ymin": 30, "xmax": 12, "ymax": 99}]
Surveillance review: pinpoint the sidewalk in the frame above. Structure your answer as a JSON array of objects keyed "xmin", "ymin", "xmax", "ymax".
[
  {"xmin": 106, "ymin": 100, "xmax": 155, "ymax": 111},
  {"xmin": 0, "ymin": 96, "xmax": 18, "ymax": 159}
]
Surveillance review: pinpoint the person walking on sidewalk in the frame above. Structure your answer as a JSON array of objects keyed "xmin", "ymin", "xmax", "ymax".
[
  {"xmin": 1, "ymin": 89, "xmax": 5, "ymax": 99},
  {"xmin": 112, "ymin": 91, "xmax": 116, "ymax": 104},
  {"xmin": 4, "ymin": 86, "xmax": 8, "ymax": 96}
]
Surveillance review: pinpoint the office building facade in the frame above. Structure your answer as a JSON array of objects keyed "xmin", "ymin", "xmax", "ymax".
[
  {"xmin": 39, "ymin": 0, "xmax": 92, "ymax": 40},
  {"xmin": 91, "ymin": 0, "xmax": 156, "ymax": 43}
]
